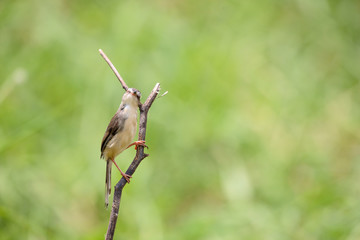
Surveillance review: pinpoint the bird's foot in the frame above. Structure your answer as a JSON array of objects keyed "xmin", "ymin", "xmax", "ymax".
[
  {"xmin": 121, "ymin": 172, "xmax": 132, "ymax": 183},
  {"xmin": 127, "ymin": 140, "xmax": 149, "ymax": 150}
]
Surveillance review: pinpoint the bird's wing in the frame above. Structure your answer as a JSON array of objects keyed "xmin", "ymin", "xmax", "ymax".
[{"xmin": 100, "ymin": 109, "xmax": 127, "ymax": 157}]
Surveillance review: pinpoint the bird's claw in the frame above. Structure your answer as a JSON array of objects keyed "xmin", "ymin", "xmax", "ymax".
[
  {"xmin": 135, "ymin": 140, "xmax": 149, "ymax": 150},
  {"xmin": 121, "ymin": 173, "xmax": 132, "ymax": 183},
  {"xmin": 127, "ymin": 140, "xmax": 149, "ymax": 150}
]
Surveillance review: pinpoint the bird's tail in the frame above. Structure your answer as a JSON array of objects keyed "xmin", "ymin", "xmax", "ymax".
[{"xmin": 105, "ymin": 160, "xmax": 112, "ymax": 208}]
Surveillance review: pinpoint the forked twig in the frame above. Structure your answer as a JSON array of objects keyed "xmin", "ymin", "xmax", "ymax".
[{"xmin": 99, "ymin": 49, "xmax": 161, "ymax": 240}]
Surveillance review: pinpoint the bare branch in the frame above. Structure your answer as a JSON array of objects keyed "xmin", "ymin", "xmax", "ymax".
[
  {"xmin": 100, "ymin": 50, "xmax": 161, "ymax": 240},
  {"xmin": 99, "ymin": 49, "xmax": 128, "ymax": 91},
  {"xmin": 141, "ymin": 83, "xmax": 160, "ymax": 112}
]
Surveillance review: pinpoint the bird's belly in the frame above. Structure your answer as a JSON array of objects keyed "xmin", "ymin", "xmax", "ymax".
[{"xmin": 105, "ymin": 114, "xmax": 137, "ymax": 159}]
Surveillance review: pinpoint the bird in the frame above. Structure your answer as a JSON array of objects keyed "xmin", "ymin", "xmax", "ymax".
[{"xmin": 100, "ymin": 88, "xmax": 147, "ymax": 208}]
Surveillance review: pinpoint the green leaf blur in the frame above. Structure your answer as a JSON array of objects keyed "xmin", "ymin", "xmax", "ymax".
[{"xmin": 1, "ymin": 0, "xmax": 359, "ymax": 239}]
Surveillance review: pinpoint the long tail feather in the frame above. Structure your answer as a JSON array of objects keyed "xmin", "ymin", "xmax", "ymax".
[{"xmin": 105, "ymin": 160, "xmax": 112, "ymax": 208}]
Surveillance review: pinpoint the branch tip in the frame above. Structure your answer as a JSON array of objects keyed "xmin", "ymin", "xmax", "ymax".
[{"xmin": 99, "ymin": 49, "xmax": 128, "ymax": 91}]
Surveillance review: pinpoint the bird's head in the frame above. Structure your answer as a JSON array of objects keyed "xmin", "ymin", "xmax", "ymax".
[{"xmin": 122, "ymin": 88, "xmax": 141, "ymax": 106}]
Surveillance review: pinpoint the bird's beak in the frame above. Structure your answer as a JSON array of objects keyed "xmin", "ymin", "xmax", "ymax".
[{"xmin": 127, "ymin": 90, "xmax": 137, "ymax": 96}]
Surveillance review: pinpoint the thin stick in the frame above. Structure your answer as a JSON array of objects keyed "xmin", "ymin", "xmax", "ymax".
[{"xmin": 99, "ymin": 49, "xmax": 128, "ymax": 91}]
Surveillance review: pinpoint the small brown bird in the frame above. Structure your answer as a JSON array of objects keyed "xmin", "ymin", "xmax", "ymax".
[{"xmin": 101, "ymin": 88, "xmax": 147, "ymax": 207}]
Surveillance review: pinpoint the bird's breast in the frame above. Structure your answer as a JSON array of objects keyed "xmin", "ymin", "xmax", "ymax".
[
  {"xmin": 105, "ymin": 106, "xmax": 137, "ymax": 159},
  {"xmin": 121, "ymin": 110, "xmax": 137, "ymax": 144}
]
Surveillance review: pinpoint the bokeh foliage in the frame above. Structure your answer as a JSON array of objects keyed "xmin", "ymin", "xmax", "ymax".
[{"xmin": 1, "ymin": 0, "xmax": 360, "ymax": 239}]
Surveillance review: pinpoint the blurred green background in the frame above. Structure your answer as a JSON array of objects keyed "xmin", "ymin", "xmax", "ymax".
[{"xmin": 1, "ymin": 0, "xmax": 360, "ymax": 239}]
